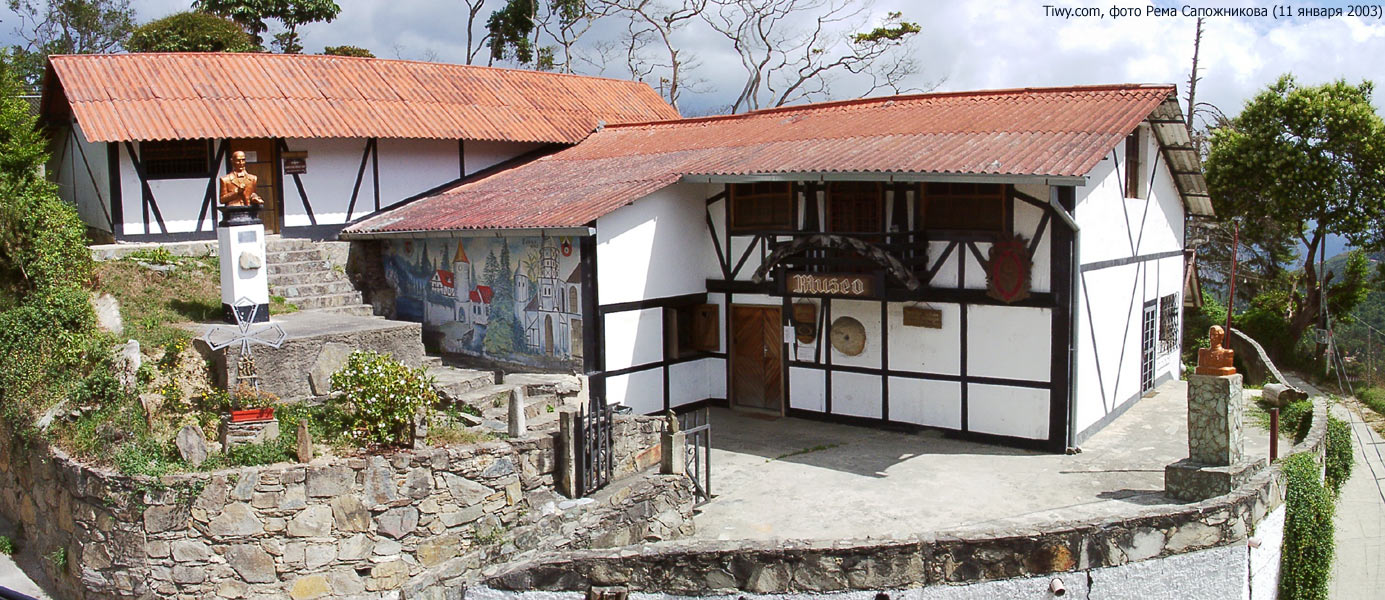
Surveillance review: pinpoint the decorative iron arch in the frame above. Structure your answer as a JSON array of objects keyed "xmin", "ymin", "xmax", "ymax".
[{"xmin": 750, "ymin": 234, "xmax": 923, "ymax": 291}]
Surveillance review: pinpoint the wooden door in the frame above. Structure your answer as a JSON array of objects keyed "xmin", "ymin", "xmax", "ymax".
[
  {"xmin": 731, "ymin": 305, "xmax": 783, "ymax": 413},
  {"xmin": 229, "ymin": 139, "xmax": 281, "ymax": 233}
]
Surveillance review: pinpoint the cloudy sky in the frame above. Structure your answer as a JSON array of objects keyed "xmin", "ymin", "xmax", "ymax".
[{"xmin": 4, "ymin": 0, "xmax": 1383, "ymax": 119}]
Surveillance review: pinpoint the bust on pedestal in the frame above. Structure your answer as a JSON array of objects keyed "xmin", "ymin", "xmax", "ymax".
[
  {"xmin": 1165, "ymin": 326, "xmax": 1265, "ymax": 501},
  {"xmin": 218, "ymin": 151, "xmax": 270, "ymax": 324}
]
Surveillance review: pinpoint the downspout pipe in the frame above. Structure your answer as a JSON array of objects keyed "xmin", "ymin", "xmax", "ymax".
[{"xmin": 1050, "ymin": 188, "xmax": 1082, "ymax": 451}]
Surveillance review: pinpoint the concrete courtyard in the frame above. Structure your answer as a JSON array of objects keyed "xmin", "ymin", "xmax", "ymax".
[{"xmin": 691, "ymin": 379, "xmax": 1280, "ymax": 541}]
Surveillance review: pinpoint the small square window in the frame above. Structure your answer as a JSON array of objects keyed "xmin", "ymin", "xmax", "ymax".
[
  {"xmin": 139, "ymin": 139, "xmax": 212, "ymax": 179},
  {"xmin": 730, "ymin": 182, "xmax": 795, "ymax": 231},
  {"xmin": 922, "ymin": 182, "xmax": 1005, "ymax": 232}
]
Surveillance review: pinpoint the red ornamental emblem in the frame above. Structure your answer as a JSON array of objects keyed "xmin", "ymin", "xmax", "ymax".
[
  {"xmin": 560, "ymin": 237, "xmax": 573, "ymax": 257},
  {"xmin": 986, "ymin": 234, "xmax": 1032, "ymax": 304}
]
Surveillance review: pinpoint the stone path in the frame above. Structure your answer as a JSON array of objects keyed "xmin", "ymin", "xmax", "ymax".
[{"xmin": 1328, "ymin": 398, "xmax": 1385, "ymax": 599}]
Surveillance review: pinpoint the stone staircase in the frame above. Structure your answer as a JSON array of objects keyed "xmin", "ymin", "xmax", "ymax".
[
  {"xmin": 264, "ymin": 237, "xmax": 374, "ymax": 316},
  {"xmin": 426, "ymin": 362, "xmax": 585, "ymax": 432}
]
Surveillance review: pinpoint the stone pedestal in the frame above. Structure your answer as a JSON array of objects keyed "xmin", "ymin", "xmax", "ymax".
[
  {"xmin": 218, "ymin": 205, "xmax": 269, "ymax": 323},
  {"xmin": 1166, "ymin": 373, "xmax": 1265, "ymax": 501}
]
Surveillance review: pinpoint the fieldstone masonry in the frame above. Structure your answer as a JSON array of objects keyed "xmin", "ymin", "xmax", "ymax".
[
  {"xmin": 0, "ymin": 414, "xmax": 688, "ymax": 599},
  {"xmin": 1166, "ymin": 374, "xmax": 1266, "ymax": 501}
]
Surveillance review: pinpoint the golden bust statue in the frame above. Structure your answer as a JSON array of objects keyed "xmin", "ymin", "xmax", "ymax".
[
  {"xmin": 219, "ymin": 151, "xmax": 264, "ymax": 207},
  {"xmin": 1196, "ymin": 325, "xmax": 1236, "ymax": 376}
]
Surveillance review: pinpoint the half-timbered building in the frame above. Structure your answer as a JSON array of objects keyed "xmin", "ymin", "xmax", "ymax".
[
  {"xmin": 345, "ymin": 84, "xmax": 1213, "ymax": 452},
  {"xmin": 36, "ymin": 53, "xmax": 678, "ymax": 241}
]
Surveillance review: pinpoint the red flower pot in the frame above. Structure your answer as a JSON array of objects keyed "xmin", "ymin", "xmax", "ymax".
[{"xmin": 230, "ymin": 407, "xmax": 275, "ymax": 422}]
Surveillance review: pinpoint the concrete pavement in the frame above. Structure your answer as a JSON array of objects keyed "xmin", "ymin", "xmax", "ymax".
[{"xmin": 1328, "ymin": 399, "xmax": 1385, "ymax": 599}]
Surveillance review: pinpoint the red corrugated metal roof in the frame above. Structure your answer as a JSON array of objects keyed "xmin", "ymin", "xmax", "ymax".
[
  {"xmin": 43, "ymin": 53, "xmax": 680, "ymax": 144},
  {"xmin": 345, "ymin": 84, "xmax": 1179, "ymax": 234}
]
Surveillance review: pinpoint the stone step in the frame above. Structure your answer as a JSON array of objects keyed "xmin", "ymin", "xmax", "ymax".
[
  {"xmin": 501, "ymin": 373, "xmax": 583, "ymax": 398},
  {"xmin": 267, "ymin": 260, "xmax": 333, "ymax": 276},
  {"xmin": 446, "ymin": 383, "xmax": 516, "ymax": 412},
  {"xmin": 311, "ymin": 304, "xmax": 377, "ymax": 317},
  {"xmin": 479, "ymin": 392, "xmax": 577, "ymax": 422},
  {"xmin": 290, "ymin": 291, "xmax": 365, "ymax": 310},
  {"xmin": 476, "ymin": 396, "xmax": 578, "ymax": 434},
  {"xmin": 264, "ymin": 237, "xmax": 319, "ymax": 252},
  {"xmin": 268, "ymin": 269, "xmax": 342, "ymax": 287},
  {"xmin": 267, "ymin": 248, "xmax": 324, "ymax": 264},
  {"xmin": 427, "ymin": 366, "xmax": 497, "ymax": 401},
  {"xmin": 270, "ymin": 280, "xmax": 357, "ymax": 298},
  {"xmin": 422, "ymin": 355, "xmax": 444, "ymax": 368}
]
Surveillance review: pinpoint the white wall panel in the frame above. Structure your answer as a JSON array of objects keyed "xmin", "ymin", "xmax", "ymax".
[
  {"xmin": 789, "ymin": 367, "xmax": 825, "ymax": 412},
  {"xmin": 832, "ymin": 371, "xmax": 881, "ymax": 419},
  {"xmin": 278, "ymin": 138, "xmax": 364, "ymax": 226},
  {"xmin": 886, "ymin": 303, "xmax": 961, "ymax": 375},
  {"xmin": 669, "ymin": 358, "xmax": 724, "ymax": 407},
  {"xmin": 596, "ymin": 183, "xmax": 715, "ymax": 305},
  {"xmin": 967, "ymin": 305, "xmax": 1051, "ymax": 382},
  {"xmin": 605, "ymin": 368, "xmax": 663, "ymax": 414},
  {"xmin": 1013, "ymin": 198, "xmax": 1051, "ymax": 294},
  {"xmin": 889, "ymin": 378, "xmax": 961, "ymax": 428},
  {"xmin": 968, "ymin": 384, "xmax": 1050, "ymax": 439},
  {"xmin": 602, "ymin": 308, "xmax": 663, "ymax": 371}
]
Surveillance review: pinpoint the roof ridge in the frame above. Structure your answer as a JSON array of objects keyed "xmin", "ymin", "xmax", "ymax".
[
  {"xmin": 605, "ymin": 83, "xmax": 1176, "ymax": 130},
  {"xmin": 48, "ymin": 52, "xmax": 663, "ymax": 88}
]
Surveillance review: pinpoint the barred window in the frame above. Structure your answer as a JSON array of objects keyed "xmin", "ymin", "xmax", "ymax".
[
  {"xmin": 730, "ymin": 182, "xmax": 794, "ymax": 231},
  {"xmin": 1159, "ymin": 294, "xmax": 1179, "ymax": 352}
]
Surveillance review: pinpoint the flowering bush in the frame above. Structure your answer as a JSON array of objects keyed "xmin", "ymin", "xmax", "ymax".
[{"xmin": 330, "ymin": 351, "xmax": 436, "ymax": 447}]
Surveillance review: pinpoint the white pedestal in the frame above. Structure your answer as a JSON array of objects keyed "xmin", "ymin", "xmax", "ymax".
[{"xmin": 218, "ymin": 215, "xmax": 270, "ymax": 323}]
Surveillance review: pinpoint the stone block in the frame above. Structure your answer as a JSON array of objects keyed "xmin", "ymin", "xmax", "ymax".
[
  {"xmin": 171, "ymin": 539, "xmax": 214, "ymax": 562},
  {"xmin": 225, "ymin": 544, "xmax": 277, "ymax": 583},
  {"xmin": 368, "ymin": 560, "xmax": 409, "ymax": 591},
  {"xmin": 306, "ymin": 465, "xmax": 353, "ymax": 497},
  {"xmin": 287, "ymin": 505, "xmax": 333, "ymax": 537},
  {"xmin": 331, "ymin": 494, "xmax": 371, "ymax": 532},
  {"xmin": 660, "ymin": 432, "xmax": 686, "ymax": 476},
  {"xmin": 337, "ymin": 534, "xmax": 373, "ymax": 561},
  {"xmin": 376, "ymin": 506, "xmax": 419, "ymax": 539},
  {"xmin": 290, "ymin": 574, "xmax": 331, "ymax": 600},
  {"xmin": 1165, "ymin": 457, "xmax": 1266, "ymax": 501},
  {"xmin": 143, "ymin": 503, "xmax": 189, "ymax": 534},
  {"xmin": 442, "ymin": 473, "xmax": 492, "ymax": 506},
  {"xmin": 208, "ymin": 502, "xmax": 264, "ymax": 537},
  {"xmin": 309, "ymin": 342, "xmax": 354, "ymax": 397}
]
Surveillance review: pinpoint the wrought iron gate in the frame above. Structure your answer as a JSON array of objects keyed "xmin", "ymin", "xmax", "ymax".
[
  {"xmin": 679, "ymin": 407, "xmax": 712, "ymax": 505},
  {"xmin": 576, "ymin": 396, "xmax": 614, "ymax": 496}
]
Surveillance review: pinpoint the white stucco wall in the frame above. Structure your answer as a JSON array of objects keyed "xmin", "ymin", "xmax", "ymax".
[
  {"xmin": 596, "ymin": 183, "xmax": 719, "ymax": 306},
  {"xmin": 596, "ymin": 183, "xmax": 723, "ymax": 411},
  {"xmin": 98, "ymin": 136, "xmax": 539, "ymax": 236},
  {"xmin": 52, "ymin": 125, "xmax": 111, "ymax": 233},
  {"xmin": 1249, "ymin": 504, "xmax": 1285, "ymax": 600},
  {"xmin": 1073, "ymin": 128, "xmax": 1187, "ymax": 439}
]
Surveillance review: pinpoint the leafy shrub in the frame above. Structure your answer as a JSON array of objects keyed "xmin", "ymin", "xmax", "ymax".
[
  {"xmin": 127, "ymin": 11, "xmax": 257, "ymax": 53},
  {"xmin": 1279, "ymin": 399, "xmax": 1315, "ymax": 444},
  {"xmin": 1280, "ymin": 452, "xmax": 1335, "ymax": 600},
  {"xmin": 127, "ymin": 247, "xmax": 178, "ymax": 266},
  {"xmin": 1324, "ymin": 416, "xmax": 1354, "ymax": 496},
  {"xmin": 0, "ymin": 535, "xmax": 13, "ymax": 555},
  {"xmin": 330, "ymin": 351, "xmax": 436, "ymax": 447},
  {"xmin": 1358, "ymin": 386, "xmax": 1385, "ymax": 416}
]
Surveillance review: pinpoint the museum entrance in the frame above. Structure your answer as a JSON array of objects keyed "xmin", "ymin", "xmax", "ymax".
[
  {"xmin": 228, "ymin": 139, "xmax": 281, "ymax": 233},
  {"xmin": 730, "ymin": 305, "xmax": 784, "ymax": 414}
]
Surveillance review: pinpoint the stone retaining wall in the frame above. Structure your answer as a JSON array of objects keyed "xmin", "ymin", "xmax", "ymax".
[
  {"xmin": 483, "ymin": 400, "xmax": 1331, "ymax": 597},
  {"xmin": 0, "ymin": 415, "xmax": 684, "ymax": 599}
]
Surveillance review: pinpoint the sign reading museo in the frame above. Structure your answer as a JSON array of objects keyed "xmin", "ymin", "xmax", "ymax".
[{"xmin": 785, "ymin": 272, "xmax": 877, "ymax": 298}]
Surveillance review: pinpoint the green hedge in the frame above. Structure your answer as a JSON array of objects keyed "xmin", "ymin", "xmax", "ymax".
[
  {"xmin": 1280, "ymin": 452, "xmax": 1335, "ymax": 600},
  {"xmin": 1324, "ymin": 416, "xmax": 1354, "ymax": 496}
]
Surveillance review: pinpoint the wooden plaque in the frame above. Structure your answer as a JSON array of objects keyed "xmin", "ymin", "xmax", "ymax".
[{"xmin": 902, "ymin": 306, "xmax": 942, "ymax": 328}]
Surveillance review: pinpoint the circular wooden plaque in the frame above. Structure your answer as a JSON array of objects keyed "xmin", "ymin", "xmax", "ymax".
[{"xmin": 830, "ymin": 316, "xmax": 866, "ymax": 356}]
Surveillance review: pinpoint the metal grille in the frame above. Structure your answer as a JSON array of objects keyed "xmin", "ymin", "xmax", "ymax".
[
  {"xmin": 678, "ymin": 408, "xmax": 712, "ymax": 506},
  {"xmin": 576, "ymin": 396, "xmax": 614, "ymax": 496},
  {"xmin": 1141, "ymin": 301, "xmax": 1157, "ymax": 393}
]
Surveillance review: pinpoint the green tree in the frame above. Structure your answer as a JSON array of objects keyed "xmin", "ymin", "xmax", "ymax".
[
  {"xmin": 322, "ymin": 44, "xmax": 373, "ymax": 58},
  {"xmin": 195, "ymin": 0, "xmax": 341, "ymax": 53},
  {"xmin": 5, "ymin": 0, "xmax": 135, "ymax": 90},
  {"xmin": 1205, "ymin": 75, "xmax": 1385, "ymax": 360},
  {"xmin": 127, "ymin": 12, "xmax": 257, "ymax": 53}
]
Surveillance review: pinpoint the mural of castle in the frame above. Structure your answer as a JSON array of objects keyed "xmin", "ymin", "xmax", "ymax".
[{"xmin": 382, "ymin": 236, "xmax": 582, "ymax": 369}]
